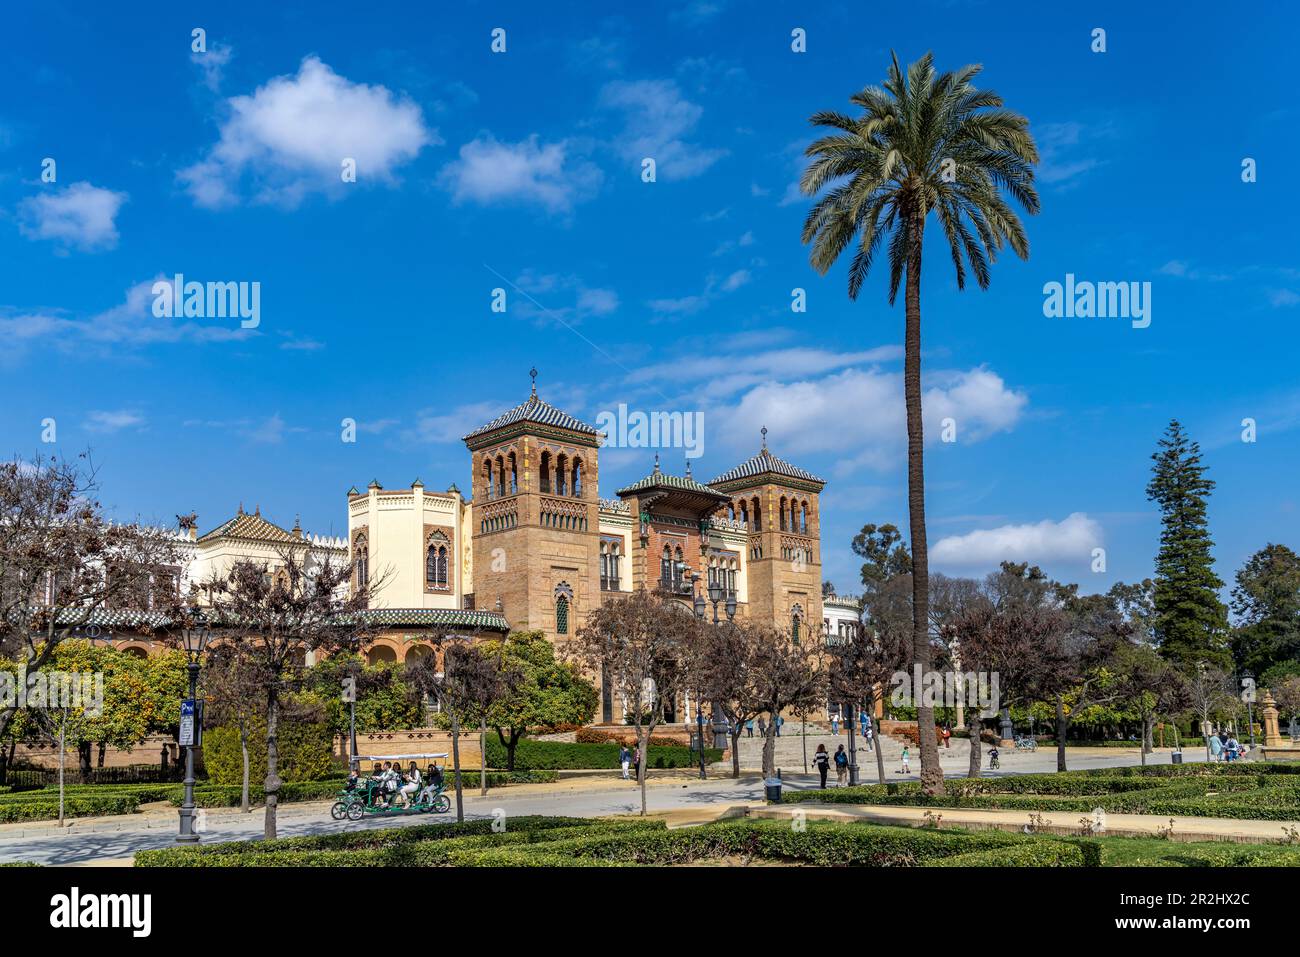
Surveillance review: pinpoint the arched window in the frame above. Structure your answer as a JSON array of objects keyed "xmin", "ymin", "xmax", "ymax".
[
  {"xmin": 791, "ymin": 603, "xmax": 804, "ymax": 644},
  {"xmin": 660, "ymin": 546, "xmax": 672, "ymax": 586},
  {"xmin": 555, "ymin": 583, "xmax": 573, "ymax": 635},
  {"xmin": 572, "ymin": 457, "xmax": 583, "ymax": 498},
  {"xmin": 539, "ymin": 451, "xmax": 552, "ymax": 493},
  {"xmin": 739, "ymin": 500, "xmax": 748, "ymax": 526},
  {"xmin": 801, "ymin": 501, "xmax": 809, "ymax": 534},
  {"xmin": 437, "ymin": 546, "xmax": 448, "ymax": 587},
  {"xmin": 354, "ymin": 533, "xmax": 369, "ymax": 587},
  {"xmin": 556, "ymin": 453, "xmax": 568, "ymax": 496},
  {"xmin": 509, "ymin": 452, "xmax": 518, "ymax": 494},
  {"xmin": 779, "ymin": 496, "xmax": 788, "ymax": 531},
  {"xmin": 426, "ymin": 544, "xmax": 437, "ymax": 583},
  {"xmin": 495, "ymin": 455, "xmax": 506, "ymax": 497},
  {"xmin": 752, "ymin": 498, "xmax": 762, "ymax": 531},
  {"xmin": 482, "ymin": 459, "xmax": 494, "ymax": 499}
]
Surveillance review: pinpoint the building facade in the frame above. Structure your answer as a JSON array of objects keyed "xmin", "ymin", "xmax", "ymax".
[{"xmin": 348, "ymin": 382, "xmax": 828, "ymax": 715}]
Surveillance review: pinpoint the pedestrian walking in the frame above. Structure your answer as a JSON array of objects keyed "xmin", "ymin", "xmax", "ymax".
[
  {"xmin": 758, "ymin": 716, "xmax": 767, "ymax": 738},
  {"xmin": 859, "ymin": 709, "xmax": 869, "ymax": 739},
  {"xmin": 745, "ymin": 719, "xmax": 754, "ymax": 738},
  {"xmin": 834, "ymin": 744, "xmax": 849, "ymax": 786},
  {"xmin": 632, "ymin": 746, "xmax": 641, "ymax": 780},
  {"xmin": 942, "ymin": 725, "xmax": 952, "ymax": 749},
  {"xmin": 776, "ymin": 715, "xmax": 784, "ymax": 737},
  {"xmin": 831, "ymin": 712, "xmax": 839, "ymax": 735},
  {"xmin": 813, "ymin": 744, "xmax": 830, "ymax": 788},
  {"xmin": 619, "ymin": 745, "xmax": 631, "ymax": 780},
  {"xmin": 899, "ymin": 746, "xmax": 910, "ymax": 775},
  {"xmin": 864, "ymin": 723, "xmax": 874, "ymax": 752}
]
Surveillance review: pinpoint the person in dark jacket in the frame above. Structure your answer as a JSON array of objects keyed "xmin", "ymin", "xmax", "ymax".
[
  {"xmin": 833, "ymin": 744, "xmax": 849, "ymax": 786},
  {"xmin": 813, "ymin": 744, "xmax": 830, "ymax": 788}
]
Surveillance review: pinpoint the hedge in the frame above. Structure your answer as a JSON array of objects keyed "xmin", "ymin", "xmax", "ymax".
[
  {"xmin": 0, "ymin": 794, "xmax": 141, "ymax": 822},
  {"xmin": 782, "ymin": 765, "xmax": 1300, "ymax": 821},
  {"xmin": 203, "ymin": 721, "xmax": 336, "ymax": 785},
  {"xmin": 935, "ymin": 840, "xmax": 1098, "ymax": 867},
  {"xmin": 484, "ymin": 738, "xmax": 721, "ymax": 770},
  {"xmin": 136, "ymin": 815, "xmax": 646, "ymax": 866}
]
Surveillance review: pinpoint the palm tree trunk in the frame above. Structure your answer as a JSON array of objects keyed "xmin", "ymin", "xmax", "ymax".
[{"xmin": 904, "ymin": 212, "xmax": 943, "ymax": 796}]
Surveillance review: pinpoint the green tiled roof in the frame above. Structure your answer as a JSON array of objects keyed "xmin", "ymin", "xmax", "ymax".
[
  {"xmin": 347, "ymin": 608, "xmax": 510, "ymax": 632},
  {"xmin": 616, "ymin": 470, "xmax": 727, "ymax": 499}
]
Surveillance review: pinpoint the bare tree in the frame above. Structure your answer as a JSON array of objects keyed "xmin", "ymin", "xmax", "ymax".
[
  {"xmin": 746, "ymin": 623, "xmax": 827, "ymax": 781},
  {"xmin": 951, "ymin": 591, "xmax": 1072, "ymax": 778},
  {"xmin": 407, "ymin": 635, "xmax": 518, "ymax": 821},
  {"xmin": 571, "ymin": 589, "xmax": 694, "ymax": 816},
  {"xmin": 190, "ymin": 550, "xmax": 377, "ymax": 839},
  {"xmin": 1113, "ymin": 642, "xmax": 1190, "ymax": 765},
  {"xmin": 1184, "ymin": 664, "xmax": 1237, "ymax": 761},
  {"xmin": 828, "ymin": 593, "xmax": 910, "ymax": 784},
  {"xmin": 202, "ymin": 645, "xmax": 271, "ymax": 812},
  {"xmin": 0, "ymin": 453, "xmax": 181, "ymax": 781}
]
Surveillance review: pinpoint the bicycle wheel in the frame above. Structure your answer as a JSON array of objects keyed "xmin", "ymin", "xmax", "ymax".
[
  {"xmin": 330, "ymin": 801, "xmax": 348, "ymax": 821},
  {"xmin": 432, "ymin": 794, "xmax": 451, "ymax": 813},
  {"xmin": 346, "ymin": 800, "xmax": 365, "ymax": 821}
]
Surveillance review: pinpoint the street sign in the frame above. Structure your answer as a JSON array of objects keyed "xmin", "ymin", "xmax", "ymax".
[
  {"xmin": 342, "ymin": 677, "xmax": 356, "ymax": 703},
  {"xmin": 179, "ymin": 699, "xmax": 196, "ymax": 747}
]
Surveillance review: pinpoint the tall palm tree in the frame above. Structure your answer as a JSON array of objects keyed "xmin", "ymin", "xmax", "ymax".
[{"xmin": 800, "ymin": 52, "xmax": 1038, "ymax": 794}]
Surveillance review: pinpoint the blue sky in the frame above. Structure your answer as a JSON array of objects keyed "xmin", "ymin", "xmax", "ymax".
[{"xmin": 1, "ymin": 1, "xmax": 1296, "ymax": 598}]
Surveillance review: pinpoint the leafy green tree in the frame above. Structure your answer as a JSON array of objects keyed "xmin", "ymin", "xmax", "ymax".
[
  {"xmin": 801, "ymin": 53, "xmax": 1039, "ymax": 794},
  {"xmin": 1230, "ymin": 543, "xmax": 1300, "ymax": 677},
  {"xmin": 4, "ymin": 641, "xmax": 186, "ymax": 782},
  {"xmin": 1145, "ymin": 420, "xmax": 1231, "ymax": 670},
  {"xmin": 478, "ymin": 631, "xmax": 597, "ymax": 771}
]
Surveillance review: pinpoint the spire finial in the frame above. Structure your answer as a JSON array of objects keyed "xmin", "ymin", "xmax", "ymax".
[
  {"xmin": 653, "ymin": 452, "xmax": 661, "ymax": 474},
  {"xmin": 529, "ymin": 367, "xmax": 538, "ymax": 397},
  {"xmin": 237, "ymin": 501, "xmax": 244, "ymax": 515},
  {"xmin": 685, "ymin": 457, "xmax": 693, "ymax": 479},
  {"xmin": 761, "ymin": 425, "xmax": 768, "ymax": 451}
]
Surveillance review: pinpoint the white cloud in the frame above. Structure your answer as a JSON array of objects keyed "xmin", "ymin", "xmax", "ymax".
[
  {"xmin": 439, "ymin": 134, "xmax": 602, "ymax": 212},
  {"xmin": 179, "ymin": 56, "xmax": 433, "ymax": 208},
  {"xmin": 508, "ymin": 270, "xmax": 619, "ymax": 325},
  {"xmin": 191, "ymin": 42, "xmax": 232, "ymax": 92},
  {"xmin": 17, "ymin": 182, "xmax": 127, "ymax": 252},
  {"xmin": 646, "ymin": 267, "xmax": 756, "ymax": 319},
  {"xmin": 931, "ymin": 513, "xmax": 1103, "ymax": 569},
  {"xmin": 1269, "ymin": 289, "xmax": 1300, "ymax": 307},
  {"xmin": 719, "ymin": 365, "xmax": 1028, "ymax": 469},
  {"xmin": 86, "ymin": 410, "xmax": 144, "ymax": 433},
  {"xmin": 1036, "ymin": 121, "xmax": 1114, "ymax": 187},
  {"xmin": 0, "ymin": 278, "xmax": 256, "ymax": 360},
  {"xmin": 599, "ymin": 79, "xmax": 725, "ymax": 180}
]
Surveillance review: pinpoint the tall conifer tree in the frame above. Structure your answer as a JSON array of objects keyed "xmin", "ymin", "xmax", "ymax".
[{"xmin": 1145, "ymin": 420, "xmax": 1231, "ymax": 669}]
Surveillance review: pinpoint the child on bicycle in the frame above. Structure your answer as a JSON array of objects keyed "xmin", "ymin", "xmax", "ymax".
[{"xmin": 988, "ymin": 746, "xmax": 1000, "ymax": 769}]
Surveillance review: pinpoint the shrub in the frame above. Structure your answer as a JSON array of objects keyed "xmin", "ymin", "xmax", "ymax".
[
  {"xmin": 483, "ymin": 738, "xmax": 720, "ymax": 770},
  {"xmin": 934, "ymin": 841, "xmax": 1096, "ymax": 867},
  {"xmin": 203, "ymin": 720, "xmax": 336, "ymax": 786},
  {"xmin": 0, "ymin": 793, "xmax": 140, "ymax": 822}
]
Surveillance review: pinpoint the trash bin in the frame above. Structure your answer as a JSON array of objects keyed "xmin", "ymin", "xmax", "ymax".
[
  {"xmin": 764, "ymin": 777, "xmax": 782, "ymax": 802},
  {"xmin": 1171, "ymin": 751, "xmax": 1184, "ymax": 765}
]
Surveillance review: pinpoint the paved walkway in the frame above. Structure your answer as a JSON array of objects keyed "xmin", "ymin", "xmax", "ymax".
[{"xmin": 0, "ymin": 749, "xmax": 1242, "ymax": 865}]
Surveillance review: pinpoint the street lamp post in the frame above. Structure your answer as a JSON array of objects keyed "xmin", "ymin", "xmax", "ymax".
[
  {"xmin": 694, "ymin": 576, "xmax": 736, "ymax": 751},
  {"xmin": 1243, "ymin": 670, "xmax": 1256, "ymax": 748},
  {"xmin": 845, "ymin": 697, "xmax": 859, "ymax": 786},
  {"xmin": 177, "ymin": 622, "xmax": 211, "ymax": 844}
]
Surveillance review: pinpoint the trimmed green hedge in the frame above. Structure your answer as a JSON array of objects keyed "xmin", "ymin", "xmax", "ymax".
[
  {"xmin": 0, "ymin": 794, "xmax": 141, "ymax": 822},
  {"xmin": 935, "ymin": 840, "xmax": 1098, "ymax": 867},
  {"xmin": 484, "ymin": 738, "xmax": 721, "ymax": 770},
  {"xmin": 782, "ymin": 764, "xmax": 1300, "ymax": 821}
]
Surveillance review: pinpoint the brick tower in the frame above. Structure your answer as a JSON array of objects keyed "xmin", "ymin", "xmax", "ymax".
[
  {"xmin": 462, "ymin": 371, "xmax": 602, "ymax": 645},
  {"xmin": 708, "ymin": 427, "xmax": 826, "ymax": 639}
]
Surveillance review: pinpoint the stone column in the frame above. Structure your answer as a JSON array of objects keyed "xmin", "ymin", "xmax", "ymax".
[{"xmin": 1260, "ymin": 690, "xmax": 1284, "ymax": 747}]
